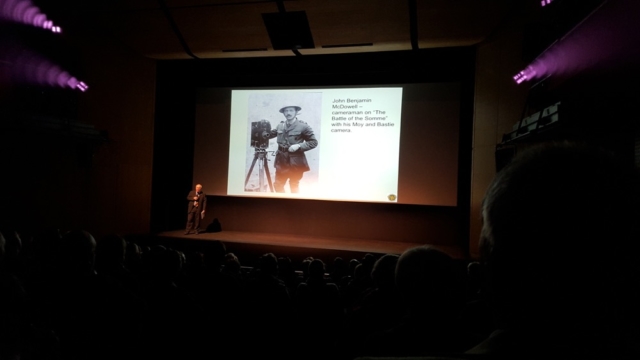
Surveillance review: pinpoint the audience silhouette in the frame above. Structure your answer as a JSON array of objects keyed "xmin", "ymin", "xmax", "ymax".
[
  {"xmin": 354, "ymin": 246, "xmax": 469, "ymax": 358},
  {"xmin": 4, "ymin": 145, "xmax": 638, "ymax": 360},
  {"xmin": 467, "ymin": 142, "xmax": 640, "ymax": 359}
]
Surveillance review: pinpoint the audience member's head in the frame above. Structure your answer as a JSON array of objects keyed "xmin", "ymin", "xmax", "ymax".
[
  {"xmin": 301, "ymin": 257, "xmax": 314, "ymax": 279},
  {"xmin": 371, "ymin": 254, "xmax": 399, "ymax": 291},
  {"xmin": 307, "ymin": 258, "xmax": 326, "ymax": 281},
  {"xmin": 0, "ymin": 232, "xmax": 5, "ymax": 262},
  {"xmin": 259, "ymin": 252, "xmax": 278, "ymax": 277},
  {"xmin": 147, "ymin": 245, "xmax": 183, "ymax": 281},
  {"xmin": 25, "ymin": 228, "xmax": 61, "ymax": 274},
  {"xmin": 124, "ymin": 241, "xmax": 142, "ymax": 273},
  {"xmin": 223, "ymin": 252, "xmax": 241, "ymax": 275},
  {"xmin": 184, "ymin": 250, "xmax": 205, "ymax": 272},
  {"xmin": 57, "ymin": 230, "xmax": 97, "ymax": 276},
  {"xmin": 0, "ymin": 229, "xmax": 22, "ymax": 274},
  {"xmin": 395, "ymin": 245, "xmax": 462, "ymax": 318},
  {"xmin": 95, "ymin": 233, "xmax": 127, "ymax": 272},
  {"xmin": 348, "ymin": 258, "xmax": 360, "ymax": 276},
  {"xmin": 466, "ymin": 261, "xmax": 484, "ymax": 298},
  {"xmin": 330, "ymin": 257, "xmax": 347, "ymax": 278},
  {"xmin": 277, "ymin": 256, "xmax": 294, "ymax": 280},
  {"xmin": 0, "ymin": 229, "xmax": 21, "ymax": 261},
  {"xmin": 361, "ymin": 253, "xmax": 376, "ymax": 271},
  {"xmin": 353, "ymin": 263, "xmax": 364, "ymax": 280},
  {"xmin": 477, "ymin": 141, "xmax": 640, "ymax": 356},
  {"xmin": 202, "ymin": 240, "xmax": 227, "ymax": 272}
]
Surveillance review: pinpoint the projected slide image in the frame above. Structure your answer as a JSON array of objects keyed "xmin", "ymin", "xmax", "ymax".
[
  {"xmin": 243, "ymin": 92, "xmax": 322, "ymax": 194},
  {"xmin": 229, "ymin": 87, "xmax": 403, "ymax": 203}
]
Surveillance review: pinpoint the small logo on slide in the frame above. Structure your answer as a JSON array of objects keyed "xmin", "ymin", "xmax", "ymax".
[{"xmin": 388, "ymin": 194, "xmax": 397, "ymax": 201}]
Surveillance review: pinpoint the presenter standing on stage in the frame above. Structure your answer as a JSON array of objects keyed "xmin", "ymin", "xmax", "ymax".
[{"xmin": 185, "ymin": 184, "xmax": 207, "ymax": 235}]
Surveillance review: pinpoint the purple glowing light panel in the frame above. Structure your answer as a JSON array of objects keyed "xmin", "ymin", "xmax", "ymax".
[
  {"xmin": 513, "ymin": 72, "xmax": 526, "ymax": 84},
  {"xmin": 0, "ymin": 0, "xmax": 62, "ymax": 33},
  {"xmin": 513, "ymin": 66, "xmax": 537, "ymax": 84},
  {"xmin": 541, "ymin": 0, "xmax": 553, "ymax": 7},
  {"xmin": 75, "ymin": 81, "xmax": 88, "ymax": 92}
]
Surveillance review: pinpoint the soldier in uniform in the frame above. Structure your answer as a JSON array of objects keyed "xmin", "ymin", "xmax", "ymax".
[{"xmin": 264, "ymin": 105, "xmax": 318, "ymax": 193}]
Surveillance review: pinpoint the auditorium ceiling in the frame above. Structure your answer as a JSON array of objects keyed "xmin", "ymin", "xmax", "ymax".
[{"xmin": 50, "ymin": 0, "xmax": 516, "ymax": 59}]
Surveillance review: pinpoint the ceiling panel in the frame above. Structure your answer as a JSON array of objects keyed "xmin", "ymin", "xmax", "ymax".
[
  {"xmin": 164, "ymin": 0, "xmax": 268, "ymax": 7},
  {"xmin": 42, "ymin": 0, "xmax": 514, "ymax": 59},
  {"xmin": 287, "ymin": 0, "xmax": 411, "ymax": 47},
  {"xmin": 417, "ymin": 0, "xmax": 511, "ymax": 47},
  {"xmin": 170, "ymin": 3, "xmax": 278, "ymax": 55}
]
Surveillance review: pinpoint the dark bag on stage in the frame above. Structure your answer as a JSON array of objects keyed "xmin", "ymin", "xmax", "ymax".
[{"xmin": 207, "ymin": 218, "xmax": 222, "ymax": 233}]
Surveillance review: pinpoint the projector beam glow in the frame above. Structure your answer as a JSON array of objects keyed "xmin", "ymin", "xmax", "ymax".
[
  {"xmin": 0, "ymin": 0, "xmax": 62, "ymax": 33},
  {"xmin": 514, "ymin": 0, "xmax": 640, "ymax": 85},
  {"xmin": 5, "ymin": 47, "xmax": 88, "ymax": 92}
]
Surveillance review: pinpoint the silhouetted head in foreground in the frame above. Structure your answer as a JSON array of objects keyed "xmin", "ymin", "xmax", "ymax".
[{"xmin": 473, "ymin": 142, "xmax": 640, "ymax": 358}]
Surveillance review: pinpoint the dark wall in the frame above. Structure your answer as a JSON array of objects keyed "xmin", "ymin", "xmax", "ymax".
[
  {"xmin": 0, "ymin": 18, "xmax": 156, "ymax": 239},
  {"xmin": 152, "ymin": 48, "xmax": 475, "ymax": 254}
]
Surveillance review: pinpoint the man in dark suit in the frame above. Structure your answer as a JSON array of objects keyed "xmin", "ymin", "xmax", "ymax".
[{"xmin": 185, "ymin": 184, "xmax": 206, "ymax": 234}]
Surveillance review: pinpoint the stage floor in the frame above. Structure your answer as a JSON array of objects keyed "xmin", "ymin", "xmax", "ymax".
[{"xmin": 156, "ymin": 230, "xmax": 467, "ymax": 261}]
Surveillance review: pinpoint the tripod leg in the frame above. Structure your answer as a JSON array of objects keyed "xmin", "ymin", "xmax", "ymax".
[
  {"xmin": 244, "ymin": 152, "xmax": 259, "ymax": 190},
  {"xmin": 263, "ymin": 156, "xmax": 274, "ymax": 192},
  {"xmin": 258, "ymin": 152, "xmax": 265, "ymax": 190}
]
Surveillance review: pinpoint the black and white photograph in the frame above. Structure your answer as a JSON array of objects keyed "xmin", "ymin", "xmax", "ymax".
[{"xmin": 243, "ymin": 92, "xmax": 322, "ymax": 194}]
